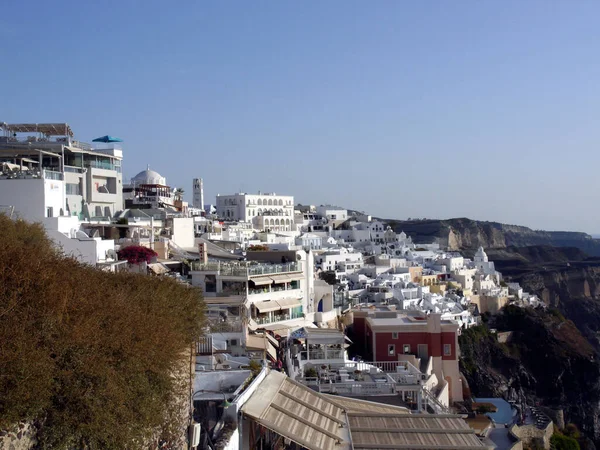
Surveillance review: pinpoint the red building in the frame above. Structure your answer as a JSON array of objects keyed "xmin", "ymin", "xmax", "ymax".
[{"xmin": 352, "ymin": 306, "xmax": 463, "ymax": 402}]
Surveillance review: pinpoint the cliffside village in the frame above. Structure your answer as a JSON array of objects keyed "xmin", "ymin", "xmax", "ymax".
[{"xmin": 1, "ymin": 123, "xmax": 548, "ymax": 450}]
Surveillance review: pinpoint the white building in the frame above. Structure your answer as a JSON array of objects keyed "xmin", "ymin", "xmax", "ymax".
[
  {"xmin": 216, "ymin": 192, "xmax": 295, "ymax": 231},
  {"xmin": 123, "ymin": 167, "xmax": 187, "ymax": 214},
  {"xmin": 315, "ymin": 205, "xmax": 348, "ymax": 222},
  {"xmin": 295, "ymin": 233, "xmax": 323, "ymax": 250},
  {"xmin": 190, "ymin": 250, "xmax": 315, "ymax": 328},
  {"xmin": 473, "ymin": 247, "xmax": 497, "ymax": 276},
  {"xmin": 0, "ymin": 123, "xmax": 123, "ymax": 221}
]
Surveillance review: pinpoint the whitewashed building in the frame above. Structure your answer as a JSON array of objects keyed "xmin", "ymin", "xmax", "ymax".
[{"xmin": 216, "ymin": 192, "xmax": 295, "ymax": 231}]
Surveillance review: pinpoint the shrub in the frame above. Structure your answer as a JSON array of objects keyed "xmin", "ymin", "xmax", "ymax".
[
  {"xmin": 247, "ymin": 245, "xmax": 269, "ymax": 251},
  {"xmin": 117, "ymin": 245, "xmax": 158, "ymax": 264},
  {"xmin": 550, "ymin": 433, "xmax": 580, "ymax": 450},
  {"xmin": 0, "ymin": 215, "xmax": 204, "ymax": 448},
  {"xmin": 304, "ymin": 367, "xmax": 318, "ymax": 378}
]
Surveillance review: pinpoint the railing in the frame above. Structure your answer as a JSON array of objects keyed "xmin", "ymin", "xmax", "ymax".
[
  {"xmin": 388, "ymin": 372, "xmax": 420, "ymax": 385},
  {"xmin": 43, "ymin": 169, "xmax": 63, "ymax": 180},
  {"xmin": 72, "ymin": 140, "xmax": 92, "ymax": 151},
  {"xmin": 422, "ymin": 387, "xmax": 449, "ymax": 414},
  {"xmin": 253, "ymin": 309, "xmax": 303, "ymax": 325},
  {"xmin": 190, "ymin": 261, "xmax": 301, "ymax": 276},
  {"xmin": 85, "ymin": 160, "xmax": 121, "ymax": 172},
  {"xmin": 299, "ymin": 349, "xmax": 345, "ymax": 360},
  {"xmin": 64, "ymin": 166, "xmax": 85, "ymax": 173},
  {"xmin": 209, "ymin": 321, "xmax": 244, "ymax": 333},
  {"xmin": 327, "ymin": 360, "xmax": 422, "ymax": 375},
  {"xmin": 311, "ymin": 381, "xmax": 396, "ymax": 396}
]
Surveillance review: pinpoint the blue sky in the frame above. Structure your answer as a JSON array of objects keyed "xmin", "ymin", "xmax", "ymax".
[{"xmin": 2, "ymin": 1, "xmax": 600, "ymax": 232}]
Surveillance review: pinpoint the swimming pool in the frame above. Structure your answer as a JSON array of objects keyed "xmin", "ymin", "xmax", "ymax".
[{"xmin": 474, "ymin": 398, "xmax": 515, "ymax": 424}]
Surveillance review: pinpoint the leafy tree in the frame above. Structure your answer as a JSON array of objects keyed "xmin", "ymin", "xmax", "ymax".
[
  {"xmin": 319, "ymin": 271, "xmax": 338, "ymax": 286},
  {"xmin": 0, "ymin": 215, "xmax": 204, "ymax": 448}
]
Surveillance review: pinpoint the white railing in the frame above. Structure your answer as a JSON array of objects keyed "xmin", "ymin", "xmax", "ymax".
[
  {"xmin": 327, "ymin": 360, "xmax": 421, "ymax": 375},
  {"xmin": 313, "ymin": 381, "xmax": 397, "ymax": 396},
  {"xmin": 299, "ymin": 349, "xmax": 345, "ymax": 361},
  {"xmin": 422, "ymin": 387, "xmax": 449, "ymax": 414}
]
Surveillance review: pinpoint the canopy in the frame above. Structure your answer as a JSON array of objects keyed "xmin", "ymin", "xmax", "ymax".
[{"xmin": 92, "ymin": 135, "xmax": 123, "ymax": 143}]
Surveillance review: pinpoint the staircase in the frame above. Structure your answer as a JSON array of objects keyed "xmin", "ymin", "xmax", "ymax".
[{"xmin": 422, "ymin": 387, "xmax": 450, "ymax": 414}]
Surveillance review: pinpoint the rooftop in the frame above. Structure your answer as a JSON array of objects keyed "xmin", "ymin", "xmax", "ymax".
[
  {"xmin": 1, "ymin": 122, "xmax": 73, "ymax": 136},
  {"xmin": 242, "ymin": 371, "xmax": 491, "ymax": 450},
  {"xmin": 242, "ymin": 370, "xmax": 351, "ymax": 450}
]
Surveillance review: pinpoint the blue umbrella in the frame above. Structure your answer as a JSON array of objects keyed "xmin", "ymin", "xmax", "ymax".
[{"xmin": 92, "ymin": 135, "xmax": 124, "ymax": 143}]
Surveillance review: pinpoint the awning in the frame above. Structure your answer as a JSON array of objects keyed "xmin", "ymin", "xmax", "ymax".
[
  {"xmin": 245, "ymin": 335, "xmax": 278, "ymax": 361},
  {"xmin": 269, "ymin": 274, "xmax": 291, "ymax": 283},
  {"xmin": 250, "ymin": 277, "xmax": 272, "ymax": 286},
  {"xmin": 147, "ymin": 263, "xmax": 170, "ymax": 275},
  {"xmin": 275, "ymin": 298, "xmax": 301, "ymax": 309},
  {"xmin": 286, "ymin": 273, "xmax": 304, "ymax": 281},
  {"xmin": 255, "ymin": 301, "xmax": 282, "ymax": 313},
  {"xmin": 265, "ymin": 333, "xmax": 279, "ymax": 348},
  {"xmin": 254, "ymin": 299, "xmax": 301, "ymax": 313}
]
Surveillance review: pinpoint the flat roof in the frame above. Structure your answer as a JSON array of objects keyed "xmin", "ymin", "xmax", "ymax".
[{"xmin": 1, "ymin": 123, "xmax": 74, "ymax": 137}]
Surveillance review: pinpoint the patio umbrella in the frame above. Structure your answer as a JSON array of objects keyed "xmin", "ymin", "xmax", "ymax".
[{"xmin": 92, "ymin": 135, "xmax": 124, "ymax": 143}]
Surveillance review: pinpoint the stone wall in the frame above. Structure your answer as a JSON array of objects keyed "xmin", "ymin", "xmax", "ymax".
[
  {"xmin": 510, "ymin": 421, "xmax": 553, "ymax": 450},
  {"xmin": 0, "ymin": 422, "xmax": 36, "ymax": 450}
]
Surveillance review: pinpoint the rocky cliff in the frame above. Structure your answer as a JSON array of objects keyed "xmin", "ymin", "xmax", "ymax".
[
  {"xmin": 386, "ymin": 217, "xmax": 600, "ymax": 256},
  {"xmin": 460, "ymin": 307, "xmax": 600, "ymax": 447}
]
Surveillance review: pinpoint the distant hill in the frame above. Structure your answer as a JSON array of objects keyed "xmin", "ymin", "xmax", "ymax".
[{"xmin": 383, "ymin": 217, "xmax": 600, "ymax": 256}]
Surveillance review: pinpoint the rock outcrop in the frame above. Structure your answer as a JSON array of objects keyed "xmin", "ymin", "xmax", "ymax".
[
  {"xmin": 460, "ymin": 307, "xmax": 600, "ymax": 446},
  {"xmin": 386, "ymin": 217, "xmax": 600, "ymax": 256}
]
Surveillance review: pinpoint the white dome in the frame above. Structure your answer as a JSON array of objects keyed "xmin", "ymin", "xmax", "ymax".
[
  {"xmin": 131, "ymin": 168, "xmax": 166, "ymax": 186},
  {"xmin": 474, "ymin": 246, "xmax": 488, "ymax": 262}
]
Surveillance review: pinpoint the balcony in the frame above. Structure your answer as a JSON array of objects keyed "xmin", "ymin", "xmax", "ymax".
[
  {"xmin": 190, "ymin": 261, "xmax": 302, "ymax": 277},
  {"xmin": 0, "ymin": 168, "xmax": 63, "ymax": 181},
  {"xmin": 253, "ymin": 308, "xmax": 303, "ymax": 325}
]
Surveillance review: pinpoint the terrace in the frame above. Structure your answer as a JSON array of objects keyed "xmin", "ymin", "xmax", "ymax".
[{"xmin": 190, "ymin": 260, "xmax": 302, "ymax": 277}]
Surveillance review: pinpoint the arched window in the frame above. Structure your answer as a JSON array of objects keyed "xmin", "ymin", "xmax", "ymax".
[
  {"xmin": 258, "ymin": 208, "xmax": 262, "ymax": 215},
  {"xmin": 257, "ymin": 199, "xmax": 262, "ymax": 205},
  {"xmin": 275, "ymin": 219, "xmax": 280, "ymax": 225},
  {"xmin": 278, "ymin": 199, "xmax": 283, "ymax": 206},
  {"xmin": 286, "ymin": 219, "xmax": 290, "ymax": 225},
  {"xmin": 268, "ymin": 199, "xmax": 273, "ymax": 206}
]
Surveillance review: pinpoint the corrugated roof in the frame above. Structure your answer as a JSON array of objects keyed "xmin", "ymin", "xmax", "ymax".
[
  {"xmin": 241, "ymin": 371, "xmax": 351, "ymax": 450},
  {"xmin": 348, "ymin": 413, "xmax": 493, "ymax": 449},
  {"xmin": 325, "ymin": 395, "xmax": 410, "ymax": 415}
]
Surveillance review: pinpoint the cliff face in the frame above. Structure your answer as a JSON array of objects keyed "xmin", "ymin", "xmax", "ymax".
[
  {"xmin": 386, "ymin": 217, "xmax": 600, "ymax": 256},
  {"xmin": 460, "ymin": 307, "xmax": 600, "ymax": 444}
]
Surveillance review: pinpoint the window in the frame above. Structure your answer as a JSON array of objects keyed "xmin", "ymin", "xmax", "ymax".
[
  {"xmin": 443, "ymin": 344, "xmax": 452, "ymax": 356},
  {"xmin": 392, "ymin": 332, "xmax": 398, "ymax": 339},
  {"xmin": 388, "ymin": 344, "xmax": 395, "ymax": 356},
  {"xmin": 403, "ymin": 344, "xmax": 411, "ymax": 354},
  {"xmin": 66, "ymin": 183, "xmax": 81, "ymax": 195}
]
